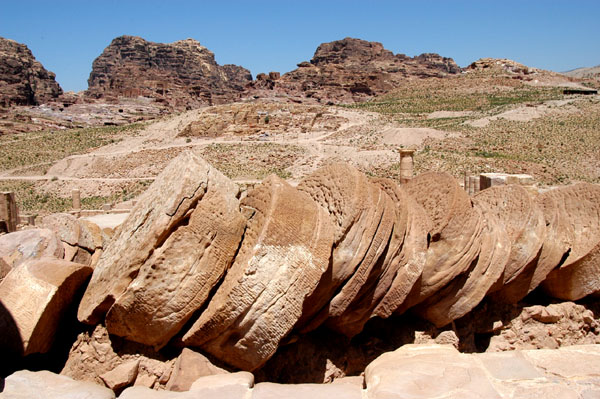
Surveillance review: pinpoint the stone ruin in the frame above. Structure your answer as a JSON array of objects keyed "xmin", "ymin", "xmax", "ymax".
[{"xmin": 1, "ymin": 150, "xmax": 600, "ymax": 397}]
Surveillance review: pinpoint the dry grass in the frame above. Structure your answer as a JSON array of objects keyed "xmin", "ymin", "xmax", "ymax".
[
  {"xmin": 200, "ymin": 143, "xmax": 304, "ymax": 180},
  {"xmin": 0, "ymin": 124, "xmax": 142, "ymax": 173},
  {"xmin": 344, "ymin": 74, "xmax": 599, "ymax": 185},
  {"xmin": 0, "ymin": 179, "xmax": 152, "ymax": 216}
]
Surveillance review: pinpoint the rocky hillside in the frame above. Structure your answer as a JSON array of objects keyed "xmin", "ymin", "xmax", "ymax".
[
  {"xmin": 563, "ymin": 65, "xmax": 600, "ymax": 80},
  {"xmin": 0, "ymin": 37, "xmax": 62, "ymax": 107},
  {"xmin": 86, "ymin": 36, "xmax": 252, "ymax": 109},
  {"xmin": 248, "ymin": 37, "xmax": 460, "ymax": 104}
]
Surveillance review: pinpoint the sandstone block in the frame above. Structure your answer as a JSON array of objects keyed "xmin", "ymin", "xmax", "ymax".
[
  {"xmin": 0, "ymin": 228, "xmax": 64, "ymax": 270},
  {"xmin": 166, "ymin": 348, "xmax": 227, "ymax": 392},
  {"xmin": 329, "ymin": 178, "xmax": 427, "ymax": 336},
  {"xmin": 78, "ymin": 151, "xmax": 241, "ymax": 335},
  {"xmin": 416, "ymin": 203, "xmax": 509, "ymax": 327},
  {"xmin": 183, "ymin": 175, "xmax": 335, "ymax": 370},
  {"xmin": 252, "ymin": 382, "xmax": 362, "ymax": 399},
  {"xmin": 295, "ymin": 164, "xmax": 395, "ymax": 334},
  {"xmin": 100, "ymin": 360, "xmax": 140, "ymax": 391},
  {"xmin": 401, "ymin": 172, "xmax": 482, "ymax": 310},
  {"xmin": 0, "ymin": 258, "xmax": 91, "ymax": 356},
  {"xmin": 541, "ymin": 183, "xmax": 600, "ymax": 300},
  {"xmin": 473, "ymin": 185, "xmax": 546, "ymax": 302},
  {"xmin": 0, "ymin": 370, "xmax": 114, "ymax": 399},
  {"xmin": 364, "ymin": 345, "xmax": 501, "ymax": 399},
  {"xmin": 105, "ymin": 182, "xmax": 245, "ymax": 348}
]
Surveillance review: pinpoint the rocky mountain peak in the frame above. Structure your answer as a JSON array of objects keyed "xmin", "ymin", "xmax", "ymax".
[
  {"xmin": 0, "ymin": 36, "xmax": 62, "ymax": 107},
  {"xmin": 86, "ymin": 35, "xmax": 252, "ymax": 109},
  {"xmin": 311, "ymin": 37, "xmax": 396, "ymax": 65},
  {"xmin": 248, "ymin": 37, "xmax": 461, "ymax": 104}
]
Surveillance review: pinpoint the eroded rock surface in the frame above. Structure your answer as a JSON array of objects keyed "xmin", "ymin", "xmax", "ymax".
[
  {"xmin": 0, "ymin": 258, "xmax": 91, "ymax": 356},
  {"xmin": 77, "ymin": 150, "xmax": 240, "ymax": 337},
  {"xmin": 86, "ymin": 35, "xmax": 251, "ymax": 109},
  {"xmin": 248, "ymin": 37, "xmax": 460, "ymax": 104},
  {"xmin": 0, "ymin": 228, "xmax": 64, "ymax": 271},
  {"xmin": 0, "ymin": 36, "xmax": 62, "ymax": 107},
  {"xmin": 183, "ymin": 175, "xmax": 335, "ymax": 370}
]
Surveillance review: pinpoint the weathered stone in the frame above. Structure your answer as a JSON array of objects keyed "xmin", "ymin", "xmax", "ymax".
[
  {"xmin": 86, "ymin": 36, "xmax": 251, "ymax": 109},
  {"xmin": 0, "ymin": 37, "xmax": 62, "ymax": 107},
  {"xmin": 364, "ymin": 345, "xmax": 501, "ymax": 399},
  {"xmin": 41, "ymin": 213, "xmax": 81, "ymax": 246},
  {"xmin": 0, "ymin": 257, "xmax": 9, "ymax": 282},
  {"xmin": 327, "ymin": 178, "xmax": 427, "ymax": 336},
  {"xmin": 61, "ymin": 324, "xmax": 174, "ymax": 388},
  {"xmin": 416, "ymin": 203, "xmax": 509, "ymax": 327},
  {"xmin": 190, "ymin": 372, "xmax": 253, "ymax": 396},
  {"xmin": 541, "ymin": 183, "xmax": 600, "ymax": 300},
  {"xmin": 372, "ymin": 180, "xmax": 429, "ymax": 320},
  {"xmin": 78, "ymin": 219, "xmax": 104, "ymax": 251},
  {"xmin": 0, "ymin": 191, "xmax": 18, "ymax": 233},
  {"xmin": 478, "ymin": 351, "xmax": 544, "ymax": 380},
  {"xmin": 105, "ymin": 174, "xmax": 245, "ymax": 348},
  {"xmin": 183, "ymin": 175, "xmax": 335, "ymax": 370},
  {"xmin": 473, "ymin": 185, "xmax": 546, "ymax": 302},
  {"xmin": 78, "ymin": 151, "xmax": 240, "ymax": 327},
  {"xmin": 252, "ymin": 382, "xmax": 362, "ymax": 399},
  {"xmin": 0, "ymin": 258, "xmax": 91, "ymax": 356},
  {"xmin": 0, "ymin": 228, "xmax": 64, "ymax": 269},
  {"xmin": 166, "ymin": 348, "xmax": 227, "ymax": 392},
  {"xmin": 522, "ymin": 346, "xmax": 600, "ymax": 379},
  {"xmin": 294, "ymin": 164, "xmax": 394, "ymax": 334},
  {"xmin": 100, "ymin": 360, "xmax": 140, "ymax": 391},
  {"xmin": 401, "ymin": 172, "xmax": 482, "ymax": 310},
  {"xmin": 248, "ymin": 37, "xmax": 459, "ymax": 104},
  {"xmin": 0, "ymin": 370, "xmax": 114, "ymax": 399}
]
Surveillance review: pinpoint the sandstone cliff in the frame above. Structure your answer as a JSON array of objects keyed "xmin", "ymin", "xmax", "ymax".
[
  {"xmin": 248, "ymin": 37, "xmax": 460, "ymax": 103},
  {"xmin": 86, "ymin": 36, "xmax": 252, "ymax": 108},
  {"xmin": 0, "ymin": 37, "xmax": 62, "ymax": 107}
]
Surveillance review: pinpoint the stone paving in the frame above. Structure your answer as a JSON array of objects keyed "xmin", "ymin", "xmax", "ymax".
[{"xmin": 2, "ymin": 344, "xmax": 600, "ymax": 398}]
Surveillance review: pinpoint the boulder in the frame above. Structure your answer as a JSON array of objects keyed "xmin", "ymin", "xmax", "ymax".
[
  {"xmin": 0, "ymin": 228, "xmax": 64, "ymax": 269},
  {"xmin": 166, "ymin": 348, "xmax": 227, "ymax": 392},
  {"xmin": 401, "ymin": 172, "xmax": 482, "ymax": 309},
  {"xmin": 41, "ymin": 213, "xmax": 81, "ymax": 247},
  {"xmin": 61, "ymin": 324, "xmax": 174, "ymax": 388},
  {"xmin": 78, "ymin": 151, "xmax": 240, "ymax": 331},
  {"xmin": 182, "ymin": 175, "xmax": 335, "ymax": 370},
  {"xmin": 0, "ymin": 258, "xmax": 91, "ymax": 356},
  {"xmin": 473, "ymin": 185, "xmax": 546, "ymax": 302},
  {"xmin": 294, "ymin": 164, "xmax": 395, "ymax": 334},
  {"xmin": 100, "ymin": 360, "xmax": 140, "ymax": 391},
  {"xmin": 0, "ymin": 370, "xmax": 114, "ymax": 399}
]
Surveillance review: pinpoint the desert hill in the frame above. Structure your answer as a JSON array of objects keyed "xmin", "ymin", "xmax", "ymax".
[{"xmin": 563, "ymin": 65, "xmax": 600, "ymax": 80}]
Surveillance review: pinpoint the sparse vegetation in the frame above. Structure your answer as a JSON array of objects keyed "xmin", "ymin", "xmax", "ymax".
[
  {"xmin": 0, "ymin": 179, "xmax": 153, "ymax": 215},
  {"xmin": 0, "ymin": 123, "xmax": 142, "ymax": 173},
  {"xmin": 200, "ymin": 143, "xmax": 302, "ymax": 180}
]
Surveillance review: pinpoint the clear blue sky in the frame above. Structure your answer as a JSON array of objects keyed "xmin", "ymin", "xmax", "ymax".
[{"xmin": 1, "ymin": 0, "xmax": 599, "ymax": 92}]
